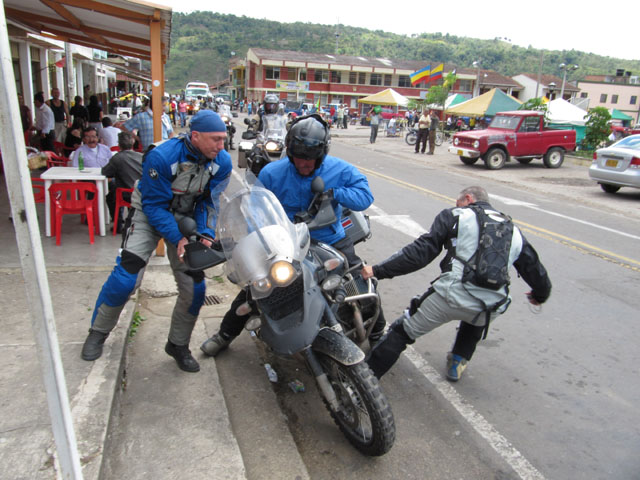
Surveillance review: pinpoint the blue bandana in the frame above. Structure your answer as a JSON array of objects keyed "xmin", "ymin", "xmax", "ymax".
[{"xmin": 189, "ymin": 110, "xmax": 226, "ymax": 133}]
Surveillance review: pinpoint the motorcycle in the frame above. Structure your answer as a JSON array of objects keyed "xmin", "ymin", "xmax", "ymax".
[
  {"xmin": 405, "ymin": 127, "xmax": 417, "ymax": 146},
  {"xmin": 217, "ymin": 104, "xmax": 236, "ymax": 151},
  {"xmin": 178, "ymin": 175, "xmax": 395, "ymax": 456},
  {"xmin": 238, "ymin": 113, "xmax": 288, "ymax": 173}
]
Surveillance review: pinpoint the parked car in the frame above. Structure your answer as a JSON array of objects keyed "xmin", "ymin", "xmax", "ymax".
[
  {"xmin": 588, "ymin": 134, "xmax": 640, "ymax": 193},
  {"xmin": 284, "ymin": 100, "xmax": 303, "ymax": 119},
  {"xmin": 449, "ymin": 111, "xmax": 577, "ymax": 170}
]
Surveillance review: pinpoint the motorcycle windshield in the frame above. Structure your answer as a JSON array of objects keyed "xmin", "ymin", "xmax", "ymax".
[
  {"xmin": 217, "ymin": 181, "xmax": 308, "ymax": 298},
  {"xmin": 259, "ymin": 114, "xmax": 287, "ymax": 143},
  {"xmin": 218, "ymin": 105, "xmax": 232, "ymax": 117}
]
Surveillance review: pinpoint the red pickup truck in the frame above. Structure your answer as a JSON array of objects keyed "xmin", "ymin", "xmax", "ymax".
[{"xmin": 449, "ymin": 111, "xmax": 577, "ymax": 170}]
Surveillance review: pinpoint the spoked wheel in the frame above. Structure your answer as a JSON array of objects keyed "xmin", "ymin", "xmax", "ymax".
[
  {"xmin": 318, "ymin": 355, "xmax": 395, "ymax": 456},
  {"xmin": 435, "ymin": 130, "xmax": 444, "ymax": 146},
  {"xmin": 405, "ymin": 131, "xmax": 417, "ymax": 146}
]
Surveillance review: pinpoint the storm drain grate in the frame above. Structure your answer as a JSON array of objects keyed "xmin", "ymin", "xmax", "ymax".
[{"xmin": 203, "ymin": 295, "xmax": 223, "ymax": 305}]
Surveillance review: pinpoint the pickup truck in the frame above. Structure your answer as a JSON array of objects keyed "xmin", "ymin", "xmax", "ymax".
[{"xmin": 448, "ymin": 111, "xmax": 576, "ymax": 170}]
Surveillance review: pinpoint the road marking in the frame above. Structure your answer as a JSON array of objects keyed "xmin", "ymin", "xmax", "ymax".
[
  {"xmin": 489, "ymin": 193, "xmax": 640, "ymax": 241},
  {"xmin": 403, "ymin": 347, "xmax": 546, "ymax": 480},
  {"xmin": 367, "ymin": 204, "xmax": 427, "ymax": 238},
  {"xmin": 359, "ymin": 166, "xmax": 640, "ymax": 269}
]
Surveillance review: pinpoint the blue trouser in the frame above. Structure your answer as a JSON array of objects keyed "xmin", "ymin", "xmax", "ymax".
[{"xmin": 91, "ymin": 208, "xmax": 206, "ymax": 346}]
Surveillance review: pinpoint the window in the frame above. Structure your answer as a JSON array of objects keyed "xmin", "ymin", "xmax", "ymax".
[
  {"xmin": 349, "ymin": 72, "xmax": 357, "ymax": 84},
  {"xmin": 519, "ymin": 116, "xmax": 540, "ymax": 133},
  {"xmin": 358, "ymin": 72, "xmax": 366, "ymax": 85},
  {"xmin": 611, "ymin": 94, "xmax": 618, "ymax": 104},
  {"xmin": 631, "ymin": 96, "xmax": 637, "ymax": 105},
  {"xmin": 600, "ymin": 94, "xmax": 608, "ymax": 103},
  {"xmin": 299, "ymin": 70, "xmax": 307, "ymax": 81},
  {"xmin": 265, "ymin": 67, "xmax": 280, "ymax": 80},
  {"xmin": 330, "ymin": 70, "xmax": 341, "ymax": 83},
  {"xmin": 384, "ymin": 74, "xmax": 392, "ymax": 86},
  {"xmin": 370, "ymin": 73, "xmax": 382, "ymax": 86},
  {"xmin": 457, "ymin": 79, "xmax": 473, "ymax": 92},
  {"xmin": 398, "ymin": 75, "xmax": 411, "ymax": 87},
  {"xmin": 287, "ymin": 68, "xmax": 296, "ymax": 80},
  {"xmin": 580, "ymin": 92, "xmax": 588, "ymax": 98},
  {"xmin": 314, "ymin": 70, "xmax": 329, "ymax": 82}
]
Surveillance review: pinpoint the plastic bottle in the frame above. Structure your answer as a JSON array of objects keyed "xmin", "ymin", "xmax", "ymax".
[
  {"xmin": 78, "ymin": 152, "xmax": 84, "ymax": 171},
  {"xmin": 264, "ymin": 363, "xmax": 278, "ymax": 383}
]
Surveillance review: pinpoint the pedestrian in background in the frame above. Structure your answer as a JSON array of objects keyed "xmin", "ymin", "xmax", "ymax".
[
  {"xmin": 427, "ymin": 110, "xmax": 439, "ymax": 155},
  {"xmin": 369, "ymin": 107, "xmax": 381, "ymax": 143},
  {"xmin": 415, "ymin": 109, "xmax": 430, "ymax": 154}
]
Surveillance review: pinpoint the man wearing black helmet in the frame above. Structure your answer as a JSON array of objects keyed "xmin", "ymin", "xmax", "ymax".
[{"xmin": 201, "ymin": 114, "xmax": 387, "ymax": 357}]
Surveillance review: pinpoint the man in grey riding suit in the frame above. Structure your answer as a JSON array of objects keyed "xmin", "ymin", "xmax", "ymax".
[
  {"xmin": 80, "ymin": 110, "xmax": 232, "ymax": 372},
  {"xmin": 363, "ymin": 186, "xmax": 552, "ymax": 381}
]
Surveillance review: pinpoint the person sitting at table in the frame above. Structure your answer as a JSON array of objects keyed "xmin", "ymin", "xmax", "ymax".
[
  {"xmin": 64, "ymin": 119, "xmax": 84, "ymax": 152},
  {"xmin": 69, "ymin": 127, "xmax": 113, "ymax": 168},
  {"xmin": 101, "ymin": 131, "xmax": 143, "ymax": 233}
]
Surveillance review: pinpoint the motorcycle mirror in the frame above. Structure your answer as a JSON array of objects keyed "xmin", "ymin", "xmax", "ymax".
[
  {"xmin": 244, "ymin": 118, "xmax": 250, "ymax": 125},
  {"xmin": 311, "ymin": 176, "xmax": 325, "ymax": 194},
  {"xmin": 178, "ymin": 217, "xmax": 198, "ymax": 238}
]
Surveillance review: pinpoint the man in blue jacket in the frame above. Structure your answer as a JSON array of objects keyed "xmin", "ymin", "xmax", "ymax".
[
  {"xmin": 81, "ymin": 110, "xmax": 232, "ymax": 373},
  {"xmin": 201, "ymin": 114, "xmax": 386, "ymax": 356}
]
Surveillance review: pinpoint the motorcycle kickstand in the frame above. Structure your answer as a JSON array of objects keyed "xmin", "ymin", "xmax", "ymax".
[{"xmin": 303, "ymin": 348, "xmax": 340, "ymax": 412}]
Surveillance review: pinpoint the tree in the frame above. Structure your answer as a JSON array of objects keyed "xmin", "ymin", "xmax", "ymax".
[{"xmin": 583, "ymin": 107, "xmax": 611, "ymax": 150}]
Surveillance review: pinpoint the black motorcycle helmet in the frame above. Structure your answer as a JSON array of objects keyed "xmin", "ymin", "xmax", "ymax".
[
  {"xmin": 285, "ymin": 114, "xmax": 331, "ymax": 170},
  {"xmin": 263, "ymin": 94, "xmax": 279, "ymax": 115}
]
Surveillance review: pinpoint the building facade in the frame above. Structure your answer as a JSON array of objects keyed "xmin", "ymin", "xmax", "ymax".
[
  {"xmin": 233, "ymin": 48, "xmax": 523, "ymax": 113},
  {"xmin": 512, "ymin": 73, "xmax": 580, "ymax": 102},
  {"xmin": 577, "ymin": 72, "xmax": 640, "ymax": 124}
]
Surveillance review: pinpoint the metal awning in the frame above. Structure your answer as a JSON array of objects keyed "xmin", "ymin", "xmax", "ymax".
[{"xmin": 4, "ymin": 0, "xmax": 172, "ymax": 62}]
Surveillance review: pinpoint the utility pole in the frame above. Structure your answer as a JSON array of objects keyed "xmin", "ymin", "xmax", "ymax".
[
  {"xmin": 535, "ymin": 50, "xmax": 544, "ymax": 98},
  {"xmin": 335, "ymin": 19, "xmax": 340, "ymax": 55}
]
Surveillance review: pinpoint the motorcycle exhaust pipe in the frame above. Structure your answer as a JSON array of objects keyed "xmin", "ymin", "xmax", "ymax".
[{"xmin": 352, "ymin": 304, "xmax": 366, "ymax": 344}]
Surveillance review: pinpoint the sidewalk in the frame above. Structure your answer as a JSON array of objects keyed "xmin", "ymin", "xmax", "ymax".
[{"xmin": 0, "ymin": 174, "xmax": 249, "ymax": 479}]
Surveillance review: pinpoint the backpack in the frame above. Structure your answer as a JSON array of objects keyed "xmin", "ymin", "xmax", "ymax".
[
  {"xmin": 456, "ymin": 205, "xmax": 514, "ymax": 338},
  {"xmin": 458, "ymin": 205, "xmax": 514, "ymax": 290}
]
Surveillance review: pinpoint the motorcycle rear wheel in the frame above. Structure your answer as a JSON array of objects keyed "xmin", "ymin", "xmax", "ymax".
[{"xmin": 318, "ymin": 355, "xmax": 395, "ymax": 456}]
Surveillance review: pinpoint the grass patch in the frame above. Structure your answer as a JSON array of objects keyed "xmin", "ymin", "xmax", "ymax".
[{"xmin": 129, "ymin": 311, "xmax": 146, "ymax": 341}]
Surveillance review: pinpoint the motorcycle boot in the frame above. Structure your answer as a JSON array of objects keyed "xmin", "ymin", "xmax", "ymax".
[
  {"xmin": 366, "ymin": 319, "xmax": 415, "ymax": 379},
  {"xmin": 81, "ymin": 328, "xmax": 110, "ymax": 361},
  {"xmin": 165, "ymin": 341, "xmax": 200, "ymax": 372},
  {"xmin": 200, "ymin": 333, "xmax": 231, "ymax": 357}
]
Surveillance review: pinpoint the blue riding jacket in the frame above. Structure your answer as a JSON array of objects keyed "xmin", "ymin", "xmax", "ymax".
[{"xmin": 258, "ymin": 155, "xmax": 374, "ymax": 245}]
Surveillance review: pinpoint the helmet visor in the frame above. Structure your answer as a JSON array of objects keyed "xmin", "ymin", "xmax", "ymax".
[
  {"xmin": 265, "ymin": 103, "xmax": 278, "ymax": 114},
  {"xmin": 288, "ymin": 136, "xmax": 325, "ymax": 160}
]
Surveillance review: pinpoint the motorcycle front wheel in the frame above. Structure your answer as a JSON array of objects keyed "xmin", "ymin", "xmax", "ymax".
[
  {"xmin": 318, "ymin": 355, "xmax": 395, "ymax": 456},
  {"xmin": 435, "ymin": 130, "xmax": 444, "ymax": 146},
  {"xmin": 405, "ymin": 131, "xmax": 417, "ymax": 146}
]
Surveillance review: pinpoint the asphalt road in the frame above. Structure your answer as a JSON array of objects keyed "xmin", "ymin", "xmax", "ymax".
[{"xmin": 221, "ymin": 119, "xmax": 640, "ymax": 480}]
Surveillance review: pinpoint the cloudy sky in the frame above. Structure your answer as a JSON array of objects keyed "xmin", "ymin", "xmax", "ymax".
[{"xmin": 161, "ymin": 0, "xmax": 638, "ymax": 62}]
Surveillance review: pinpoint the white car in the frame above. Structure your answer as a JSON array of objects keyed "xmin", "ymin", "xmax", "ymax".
[{"xmin": 588, "ymin": 134, "xmax": 640, "ymax": 193}]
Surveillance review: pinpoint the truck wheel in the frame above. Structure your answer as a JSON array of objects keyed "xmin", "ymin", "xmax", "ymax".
[
  {"xmin": 483, "ymin": 148, "xmax": 507, "ymax": 170},
  {"xmin": 600, "ymin": 183, "xmax": 620, "ymax": 194},
  {"xmin": 543, "ymin": 147, "xmax": 564, "ymax": 168},
  {"xmin": 516, "ymin": 158, "xmax": 533, "ymax": 164},
  {"xmin": 460, "ymin": 156, "xmax": 478, "ymax": 165}
]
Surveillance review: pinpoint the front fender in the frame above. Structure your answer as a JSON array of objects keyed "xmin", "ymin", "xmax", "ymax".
[{"xmin": 312, "ymin": 327, "xmax": 365, "ymax": 366}]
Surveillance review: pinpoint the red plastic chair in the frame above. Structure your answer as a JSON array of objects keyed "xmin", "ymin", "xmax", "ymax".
[
  {"xmin": 113, "ymin": 187, "xmax": 133, "ymax": 235},
  {"xmin": 32, "ymin": 178, "xmax": 45, "ymax": 203},
  {"xmin": 54, "ymin": 141, "xmax": 77, "ymax": 157},
  {"xmin": 110, "ymin": 145, "xmax": 121, "ymax": 152},
  {"xmin": 43, "ymin": 151, "xmax": 69, "ymax": 168},
  {"xmin": 49, "ymin": 182, "xmax": 98, "ymax": 246}
]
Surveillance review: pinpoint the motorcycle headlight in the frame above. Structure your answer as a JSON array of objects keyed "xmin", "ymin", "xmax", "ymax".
[
  {"xmin": 472, "ymin": 140, "xmax": 480, "ymax": 149},
  {"xmin": 221, "ymin": 116, "xmax": 230, "ymax": 122},
  {"xmin": 265, "ymin": 141, "xmax": 280, "ymax": 152},
  {"xmin": 270, "ymin": 261, "xmax": 295, "ymax": 286},
  {"xmin": 454, "ymin": 137, "xmax": 460, "ymax": 146},
  {"xmin": 252, "ymin": 277, "xmax": 272, "ymax": 293}
]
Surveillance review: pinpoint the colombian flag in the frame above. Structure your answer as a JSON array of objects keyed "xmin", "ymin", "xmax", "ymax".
[
  {"xmin": 410, "ymin": 65, "xmax": 430, "ymax": 86},
  {"xmin": 429, "ymin": 63, "xmax": 444, "ymax": 83}
]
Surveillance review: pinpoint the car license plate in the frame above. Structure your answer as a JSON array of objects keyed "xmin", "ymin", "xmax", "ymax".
[
  {"xmin": 605, "ymin": 159, "xmax": 618, "ymax": 167},
  {"xmin": 457, "ymin": 149, "xmax": 463, "ymax": 155}
]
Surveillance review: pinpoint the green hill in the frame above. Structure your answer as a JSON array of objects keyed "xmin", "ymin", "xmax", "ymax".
[{"xmin": 166, "ymin": 11, "xmax": 640, "ymax": 92}]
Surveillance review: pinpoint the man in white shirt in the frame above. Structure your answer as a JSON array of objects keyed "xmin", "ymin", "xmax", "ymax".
[
  {"xmin": 99, "ymin": 117, "xmax": 120, "ymax": 148},
  {"xmin": 70, "ymin": 127, "xmax": 113, "ymax": 168},
  {"xmin": 34, "ymin": 91, "xmax": 55, "ymax": 152}
]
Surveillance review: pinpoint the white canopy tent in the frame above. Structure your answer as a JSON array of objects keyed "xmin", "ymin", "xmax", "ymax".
[{"xmin": 547, "ymin": 99, "xmax": 587, "ymax": 126}]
